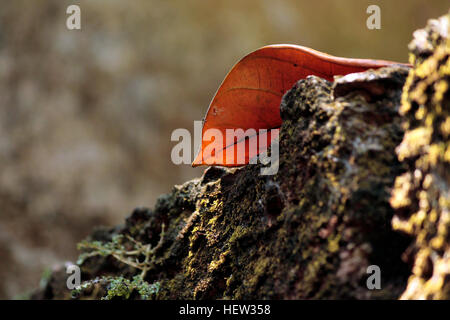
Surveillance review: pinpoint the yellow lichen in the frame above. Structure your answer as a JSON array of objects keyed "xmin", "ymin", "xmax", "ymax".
[
  {"xmin": 208, "ymin": 251, "xmax": 229, "ymax": 273},
  {"xmin": 393, "ymin": 12, "xmax": 450, "ymax": 299},
  {"xmin": 328, "ymin": 234, "xmax": 341, "ymax": 253}
]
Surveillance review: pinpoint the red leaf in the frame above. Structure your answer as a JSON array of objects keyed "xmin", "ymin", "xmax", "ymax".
[{"xmin": 192, "ymin": 44, "xmax": 408, "ymax": 167}]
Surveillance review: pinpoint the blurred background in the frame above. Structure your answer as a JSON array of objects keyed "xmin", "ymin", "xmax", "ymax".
[{"xmin": 0, "ymin": 0, "xmax": 448, "ymax": 299}]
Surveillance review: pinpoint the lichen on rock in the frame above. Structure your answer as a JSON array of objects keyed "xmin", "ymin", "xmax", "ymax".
[
  {"xmin": 32, "ymin": 12, "xmax": 450, "ymax": 300},
  {"xmin": 390, "ymin": 11, "xmax": 450, "ymax": 300},
  {"xmin": 33, "ymin": 63, "xmax": 413, "ymax": 300}
]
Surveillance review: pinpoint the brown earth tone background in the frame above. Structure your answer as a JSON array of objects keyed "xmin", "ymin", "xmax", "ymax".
[{"xmin": 0, "ymin": 0, "xmax": 448, "ymax": 299}]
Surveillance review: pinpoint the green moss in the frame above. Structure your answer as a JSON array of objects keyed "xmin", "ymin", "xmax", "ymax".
[
  {"xmin": 72, "ymin": 276, "xmax": 160, "ymax": 300},
  {"xmin": 39, "ymin": 40, "xmax": 417, "ymax": 300}
]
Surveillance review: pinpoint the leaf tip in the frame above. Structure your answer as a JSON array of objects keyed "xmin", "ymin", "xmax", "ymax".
[{"xmin": 191, "ymin": 152, "xmax": 203, "ymax": 167}]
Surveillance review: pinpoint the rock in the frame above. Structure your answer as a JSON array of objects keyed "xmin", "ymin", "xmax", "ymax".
[
  {"xmin": 390, "ymin": 11, "xmax": 450, "ymax": 300},
  {"xmin": 32, "ymin": 65, "xmax": 411, "ymax": 300},
  {"xmin": 32, "ymin": 12, "xmax": 450, "ymax": 300}
]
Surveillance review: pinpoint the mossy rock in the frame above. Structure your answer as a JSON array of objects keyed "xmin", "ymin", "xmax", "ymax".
[
  {"xmin": 32, "ymin": 12, "xmax": 450, "ymax": 300},
  {"xmin": 390, "ymin": 11, "xmax": 450, "ymax": 300}
]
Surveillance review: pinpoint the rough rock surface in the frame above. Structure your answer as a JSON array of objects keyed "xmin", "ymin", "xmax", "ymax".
[
  {"xmin": 32, "ymin": 12, "xmax": 449, "ymax": 300},
  {"xmin": 32, "ymin": 66, "xmax": 411, "ymax": 300},
  {"xmin": 390, "ymin": 12, "xmax": 450, "ymax": 299}
]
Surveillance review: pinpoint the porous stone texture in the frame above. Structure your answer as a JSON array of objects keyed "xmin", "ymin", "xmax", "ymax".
[
  {"xmin": 390, "ymin": 11, "xmax": 450, "ymax": 300},
  {"xmin": 32, "ymin": 12, "xmax": 450, "ymax": 300},
  {"xmin": 33, "ymin": 64, "xmax": 412, "ymax": 300}
]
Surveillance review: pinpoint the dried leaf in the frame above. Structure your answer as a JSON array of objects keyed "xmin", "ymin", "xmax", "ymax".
[{"xmin": 193, "ymin": 44, "xmax": 408, "ymax": 167}]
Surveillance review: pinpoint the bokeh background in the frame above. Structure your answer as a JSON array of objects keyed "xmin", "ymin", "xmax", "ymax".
[{"xmin": 0, "ymin": 0, "xmax": 448, "ymax": 299}]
